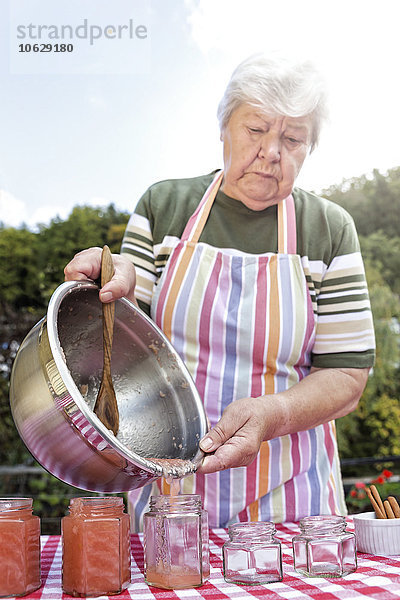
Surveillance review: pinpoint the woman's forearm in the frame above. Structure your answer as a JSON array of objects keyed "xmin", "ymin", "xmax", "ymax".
[
  {"xmin": 198, "ymin": 366, "xmax": 370, "ymax": 474},
  {"xmin": 265, "ymin": 366, "xmax": 370, "ymax": 440}
]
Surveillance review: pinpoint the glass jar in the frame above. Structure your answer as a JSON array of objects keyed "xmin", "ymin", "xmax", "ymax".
[
  {"xmin": 292, "ymin": 515, "xmax": 357, "ymax": 578},
  {"xmin": 223, "ymin": 521, "xmax": 283, "ymax": 585},
  {"xmin": 62, "ymin": 496, "xmax": 131, "ymax": 597},
  {"xmin": 0, "ymin": 497, "xmax": 41, "ymax": 598},
  {"xmin": 143, "ymin": 494, "xmax": 210, "ymax": 589}
]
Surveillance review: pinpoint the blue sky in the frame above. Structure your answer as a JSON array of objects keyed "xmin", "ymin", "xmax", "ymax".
[{"xmin": 1, "ymin": 0, "xmax": 400, "ymax": 229}]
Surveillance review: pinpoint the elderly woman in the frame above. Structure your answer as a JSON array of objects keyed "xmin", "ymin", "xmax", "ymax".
[{"xmin": 65, "ymin": 54, "xmax": 375, "ymax": 529}]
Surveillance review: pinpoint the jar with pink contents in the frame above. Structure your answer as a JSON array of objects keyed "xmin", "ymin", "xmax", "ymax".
[
  {"xmin": 62, "ymin": 496, "xmax": 131, "ymax": 597},
  {"xmin": 0, "ymin": 498, "xmax": 41, "ymax": 598}
]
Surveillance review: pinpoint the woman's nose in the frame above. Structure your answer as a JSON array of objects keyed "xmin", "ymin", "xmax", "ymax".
[{"xmin": 258, "ymin": 134, "xmax": 281, "ymax": 162}]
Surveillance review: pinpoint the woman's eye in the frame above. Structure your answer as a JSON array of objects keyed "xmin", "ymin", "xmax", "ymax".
[
  {"xmin": 248, "ymin": 127, "xmax": 263, "ymax": 134},
  {"xmin": 286, "ymin": 137, "xmax": 301, "ymax": 146}
]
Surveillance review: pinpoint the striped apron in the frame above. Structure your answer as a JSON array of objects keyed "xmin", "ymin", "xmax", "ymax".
[{"xmin": 128, "ymin": 170, "xmax": 346, "ymax": 530}]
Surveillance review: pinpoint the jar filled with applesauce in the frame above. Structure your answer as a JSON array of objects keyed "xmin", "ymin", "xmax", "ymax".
[
  {"xmin": 143, "ymin": 494, "xmax": 210, "ymax": 589},
  {"xmin": 0, "ymin": 498, "xmax": 41, "ymax": 598},
  {"xmin": 62, "ymin": 496, "xmax": 131, "ymax": 597}
]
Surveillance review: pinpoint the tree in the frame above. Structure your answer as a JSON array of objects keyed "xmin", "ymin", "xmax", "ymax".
[
  {"xmin": 336, "ymin": 261, "xmax": 400, "ymax": 463},
  {"xmin": 359, "ymin": 233, "xmax": 400, "ymax": 297},
  {"xmin": 324, "ymin": 167, "xmax": 400, "ymax": 467},
  {"xmin": 0, "ymin": 226, "xmax": 42, "ymax": 312},
  {"xmin": 0, "ymin": 204, "xmax": 131, "ymax": 532},
  {"xmin": 323, "ymin": 166, "xmax": 400, "ymax": 240},
  {"xmin": 36, "ymin": 205, "xmax": 129, "ymax": 304},
  {"xmin": 0, "ymin": 203, "xmax": 130, "ymax": 466}
]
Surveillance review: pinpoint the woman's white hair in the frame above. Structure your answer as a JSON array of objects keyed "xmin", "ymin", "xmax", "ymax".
[{"xmin": 217, "ymin": 53, "xmax": 328, "ymax": 152}]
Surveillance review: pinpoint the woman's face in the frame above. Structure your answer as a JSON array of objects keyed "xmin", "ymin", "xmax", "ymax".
[{"xmin": 221, "ymin": 104, "xmax": 313, "ymax": 210}]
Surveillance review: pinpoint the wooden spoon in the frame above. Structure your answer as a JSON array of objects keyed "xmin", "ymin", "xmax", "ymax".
[{"xmin": 93, "ymin": 245, "xmax": 119, "ymax": 435}]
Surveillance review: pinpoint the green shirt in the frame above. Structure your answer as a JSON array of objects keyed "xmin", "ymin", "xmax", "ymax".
[{"xmin": 121, "ymin": 171, "xmax": 375, "ymax": 368}]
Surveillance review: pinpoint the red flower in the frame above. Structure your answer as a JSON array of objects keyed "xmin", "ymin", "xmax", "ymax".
[
  {"xmin": 355, "ymin": 481, "xmax": 366, "ymax": 489},
  {"xmin": 376, "ymin": 476, "xmax": 385, "ymax": 484},
  {"xmin": 350, "ymin": 490, "xmax": 357, "ymax": 497},
  {"xmin": 383, "ymin": 470, "xmax": 393, "ymax": 479}
]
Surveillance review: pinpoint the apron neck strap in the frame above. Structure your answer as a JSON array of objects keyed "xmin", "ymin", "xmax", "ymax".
[
  {"xmin": 181, "ymin": 170, "xmax": 224, "ymax": 243},
  {"xmin": 277, "ymin": 194, "xmax": 297, "ymax": 254},
  {"xmin": 182, "ymin": 170, "xmax": 297, "ymax": 253}
]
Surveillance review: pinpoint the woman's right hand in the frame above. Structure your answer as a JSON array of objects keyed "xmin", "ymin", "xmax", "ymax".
[{"xmin": 64, "ymin": 247, "xmax": 137, "ymax": 304}]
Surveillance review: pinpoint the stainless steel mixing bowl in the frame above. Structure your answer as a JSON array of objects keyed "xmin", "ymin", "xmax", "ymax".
[{"xmin": 9, "ymin": 281, "xmax": 207, "ymax": 492}]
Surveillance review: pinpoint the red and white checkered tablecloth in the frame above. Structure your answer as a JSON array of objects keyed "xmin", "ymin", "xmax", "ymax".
[{"xmin": 24, "ymin": 519, "xmax": 400, "ymax": 600}]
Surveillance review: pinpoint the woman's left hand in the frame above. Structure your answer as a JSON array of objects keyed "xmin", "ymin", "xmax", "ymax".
[{"xmin": 197, "ymin": 396, "xmax": 278, "ymax": 474}]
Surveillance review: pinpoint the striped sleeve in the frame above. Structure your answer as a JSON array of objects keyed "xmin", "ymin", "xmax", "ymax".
[
  {"xmin": 311, "ymin": 223, "xmax": 375, "ymax": 368},
  {"xmin": 120, "ymin": 212, "xmax": 155, "ymax": 314}
]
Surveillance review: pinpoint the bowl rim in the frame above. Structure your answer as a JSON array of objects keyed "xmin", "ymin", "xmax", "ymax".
[
  {"xmin": 46, "ymin": 280, "xmax": 207, "ymax": 475},
  {"xmin": 353, "ymin": 511, "xmax": 400, "ymax": 526}
]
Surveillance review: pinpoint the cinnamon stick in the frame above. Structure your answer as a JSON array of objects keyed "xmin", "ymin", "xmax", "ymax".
[
  {"xmin": 384, "ymin": 499, "xmax": 395, "ymax": 519},
  {"xmin": 370, "ymin": 485, "xmax": 386, "ymax": 517},
  {"xmin": 366, "ymin": 486, "xmax": 386, "ymax": 519},
  {"xmin": 387, "ymin": 496, "xmax": 400, "ymax": 518}
]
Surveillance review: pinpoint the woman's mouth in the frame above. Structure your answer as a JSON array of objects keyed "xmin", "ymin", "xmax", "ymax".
[{"xmin": 247, "ymin": 171, "xmax": 275, "ymax": 179}]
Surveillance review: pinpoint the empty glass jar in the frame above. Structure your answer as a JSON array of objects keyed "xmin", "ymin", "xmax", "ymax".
[
  {"xmin": 223, "ymin": 521, "xmax": 283, "ymax": 585},
  {"xmin": 143, "ymin": 494, "xmax": 210, "ymax": 589},
  {"xmin": 0, "ymin": 498, "xmax": 41, "ymax": 598},
  {"xmin": 62, "ymin": 496, "xmax": 131, "ymax": 597},
  {"xmin": 292, "ymin": 515, "xmax": 357, "ymax": 578}
]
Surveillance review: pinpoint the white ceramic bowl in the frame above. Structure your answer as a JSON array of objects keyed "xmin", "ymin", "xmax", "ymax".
[{"xmin": 353, "ymin": 511, "xmax": 400, "ymax": 555}]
